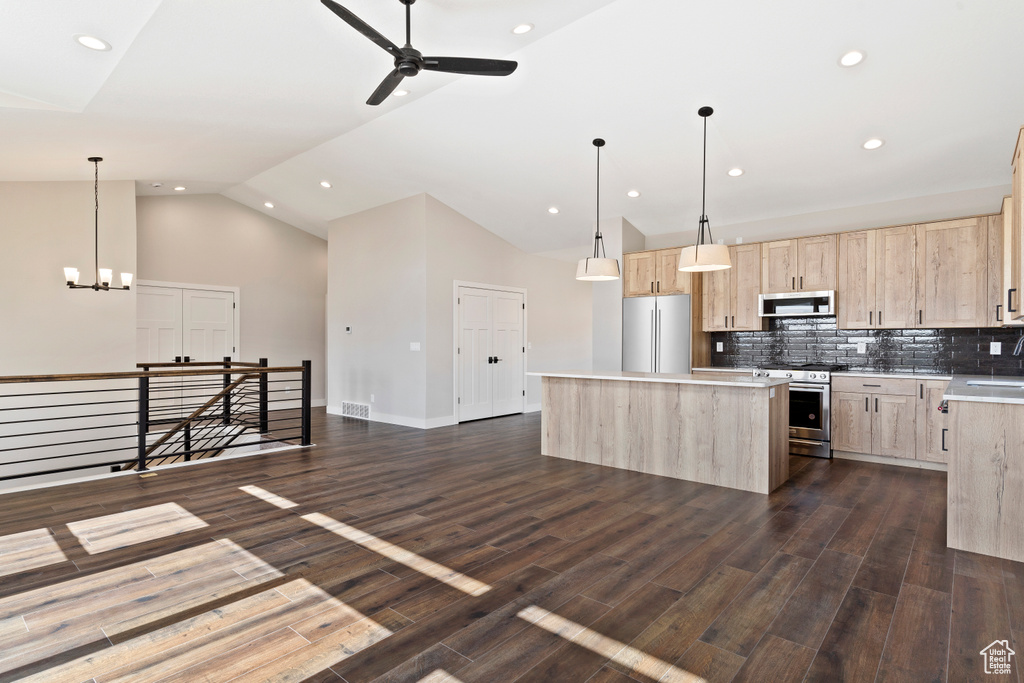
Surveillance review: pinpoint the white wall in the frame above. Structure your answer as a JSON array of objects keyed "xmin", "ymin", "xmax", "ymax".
[
  {"xmin": 136, "ymin": 194, "xmax": 328, "ymax": 404},
  {"xmin": 592, "ymin": 217, "xmax": 645, "ymax": 371},
  {"xmin": 327, "ymin": 195, "xmax": 428, "ymax": 426},
  {"xmin": 0, "ymin": 180, "xmax": 137, "ymax": 375},
  {"xmin": 327, "ymin": 194, "xmax": 592, "ymax": 428}
]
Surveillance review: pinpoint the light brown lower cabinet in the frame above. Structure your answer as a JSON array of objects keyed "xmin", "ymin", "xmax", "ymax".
[
  {"xmin": 831, "ymin": 377, "xmax": 917, "ymax": 460},
  {"xmin": 916, "ymin": 380, "xmax": 950, "ymax": 463}
]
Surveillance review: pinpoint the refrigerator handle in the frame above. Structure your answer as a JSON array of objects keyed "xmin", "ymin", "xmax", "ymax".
[
  {"xmin": 656, "ymin": 309, "xmax": 662, "ymax": 372},
  {"xmin": 650, "ymin": 310, "xmax": 655, "ymax": 373}
]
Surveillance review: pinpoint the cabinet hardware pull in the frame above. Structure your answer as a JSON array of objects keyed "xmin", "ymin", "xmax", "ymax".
[
  {"xmin": 865, "ymin": 397, "xmax": 869, "ymax": 412},
  {"xmin": 725, "ymin": 316, "xmax": 728, "ymax": 328},
  {"xmin": 997, "ymin": 304, "xmax": 1003, "ymax": 322},
  {"xmin": 792, "ymin": 276, "xmax": 795, "ymax": 290},
  {"xmin": 732, "ymin": 315, "xmax": 735, "ymax": 327},
  {"xmin": 799, "ymin": 276, "xmax": 803, "ymax": 289},
  {"xmin": 878, "ymin": 310, "xmax": 882, "ymax": 325},
  {"xmin": 941, "ymin": 428, "xmax": 948, "ymax": 452},
  {"xmin": 920, "ymin": 383, "xmax": 923, "ymax": 399},
  {"xmin": 875, "ymin": 397, "xmax": 879, "ymax": 412},
  {"xmin": 869, "ymin": 311, "xmax": 873, "ymax": 325},
  {"xmin": 863, "ymin": 384, "xmax": 881, "ymax": 387},
  {"xmin": 650, "ymin": 283, "xmax": 654, "ymax": 294},
  {"xmin": 657, "ymin": 281, "xmax": 660, "ymax": 293},
  {"xmin": 1011, "ymin": 288, "xmax": 1018, "ymax": 314},
  {"xmin": 918, "ymin": 310, "xmax": 922, "ymax": 325}
]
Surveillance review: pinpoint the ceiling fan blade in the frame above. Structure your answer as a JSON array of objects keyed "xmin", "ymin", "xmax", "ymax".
[
  {"xmin": 422, "ymin": 57, "xmax": 518, "ymax": 76},
  {"xmin": 321, "ymin": 0, "xmax": 401, "ymax": 57},
  {"xmin": 366, "ymin": 69, "xmax": 406, "ymax": 105}
]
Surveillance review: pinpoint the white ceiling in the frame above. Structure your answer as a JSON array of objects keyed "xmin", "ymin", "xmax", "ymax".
[{"xmin": 2, "ymin": 0, "xmax": 1023, "ymax": 254}]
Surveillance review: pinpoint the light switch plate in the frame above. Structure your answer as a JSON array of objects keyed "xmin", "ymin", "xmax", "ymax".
[
  {"xmin": 769, "ymin": 388, "xmax": 775, "ymax": 398},
  {"xmin": 991, "ymin": 342, "xmax": 1002, "ymax": 355},
  {"xmin": 410, "ymin": 342, "xmax": 421, "ymax": 351},
  {"xmin": 716, "ymin": 342, "xmax": 724, "ymax": 352},
  {"xmin": 857, "ymin": 342, "xmax": 867, "ymax": 354}
]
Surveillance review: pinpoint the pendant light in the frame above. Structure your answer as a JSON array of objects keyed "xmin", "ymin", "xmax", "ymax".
[
  {"xmin": 679, "ymin": 107, "xmax": 731, "ymax": 272},
  {"xmin": 576, "ymin": 138, "xmax": 620, "ymax": 281},
  {"xmin": 64, "ymin": 157, "xmax": 133, "ymax": 291}
]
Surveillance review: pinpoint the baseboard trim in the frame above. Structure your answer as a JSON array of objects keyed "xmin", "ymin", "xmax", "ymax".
[
  {"xmin": 833, "ymin": 450, "xmax": 948, "ymax": 472},
  {"xmin": 525, "ymin": 402, "xmax": 541, "ymax": 413}
]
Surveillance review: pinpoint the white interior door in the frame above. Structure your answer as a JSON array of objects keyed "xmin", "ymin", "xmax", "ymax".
[
  {"xmin": 182, "ymin": 289, "xmax": 235, "ymax": 362},
  {"xmin": 491, "ymin": 291, "xmax": 525, "ymax": 417},
  {"xmin": 458, "ymin": 288, "xmax": 493, "ymax": 421},
  {"xmin": 457, "ymin": 285, "xmax": 525, "ymax": 422},
  {"xmin": 137, "ymin": 287, "xmax": 183, "ymax": 364}
]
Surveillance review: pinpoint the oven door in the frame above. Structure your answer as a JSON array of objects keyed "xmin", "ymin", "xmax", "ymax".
[{"xmin": 788, "ymin": 382, "xmax": 828, "ymax": 441}]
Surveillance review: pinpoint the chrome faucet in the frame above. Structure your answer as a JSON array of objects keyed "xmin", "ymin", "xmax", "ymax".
[{"xmin": 1014, "ymin": 334, "xmax": 1024, "ymax": 356}]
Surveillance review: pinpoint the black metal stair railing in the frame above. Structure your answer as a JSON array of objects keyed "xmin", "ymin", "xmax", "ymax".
[{"xmin": 0, "ymin": 359, "xmax": 312, "ymax": 482}]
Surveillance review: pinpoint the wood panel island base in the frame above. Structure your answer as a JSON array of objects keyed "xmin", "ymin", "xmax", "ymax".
[{"xmin": 531, "ymin": 371, "xmax": 790, "ymax": 494}]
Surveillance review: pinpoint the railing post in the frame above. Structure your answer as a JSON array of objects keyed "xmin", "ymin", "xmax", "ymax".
[
  {"xmin": 259, "ymin": 358, "xmax": 269, "ymax": 434},
  {"xmin": 301, "ymin": 360, "xmax": 312, "ymax": 446},
  {"xmin": 222, "ymin": 356, "xmax": 231, "ymax": 426},
  {"xmin": 184, "ymin": 422, "xmax": 192, "ymax": 461},
  {"xmin": 137, "ymin": 376, "xmax": 149, "ymax": 472}
]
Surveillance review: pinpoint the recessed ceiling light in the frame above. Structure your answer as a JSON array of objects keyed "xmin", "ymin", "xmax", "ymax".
[
  {"xmin": 728, "ymin": 168, "xmax": 744, "ymax": 177},
  {"xmin": 548, "ymin": 207, "xmax": 559, "ymax": 214},
  {"xmin": 839, "ymin": 50, "xmax": 865, "ymax": 67},
  {"xmin": 862, "ymin": 138, "xmax": 885, "ymax": 150},
  {"xmin": 392, "ymin": 89, "xmax": 410, "ymax": 97},
  {"xmin": 626, "ymin": 190, "xmax": 641, "ymax": 198},
  {"xmin": 512, "ymin": 23, "xmax": 534, "ymax": 35},
  {"xmin": 173, "ymin": 186, "xmax": 186, "ymax": 191},
  {"xmin": 75, "ymin": 34, "xmax": 111, "ymax": 51},
  {"xmin": 320, "ymin": 180, "xmax": 332, "ymax": 188},
  {"xmin": 264, "ymin": 202, "xmax": 275, "ymax": 209}
]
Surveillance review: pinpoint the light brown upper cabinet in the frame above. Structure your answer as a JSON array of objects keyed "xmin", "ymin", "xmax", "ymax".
[
  {"xmin": 761, "ymin": 235, "xmax": 837, "ymax": 293},
  {"xmin": 623, "ymin": 251, "xmax": 657, "ymax": 297},
  {"xmin": 999, "ymin": 197, "xmax": 1024, "ymax": 327},
  {"xmin": 623, "ymin": 248, "xmax": 691, "ymax": 297},
  {"xmin": 916, "ymin": 218, "xmax": 988, "ymax": 328},
  {"xmin": 838, "ymin": 225, "xmax": 917, "ymax": 329},
  {"xmin": 655, "ymin": 247, "xmax": 692, "ymax": 295},
  {"xmin": 1011, "ymin": 126, "xmax": 1024, "ymax": 320},
  {"xmin": 702, "ymin": 244, "xmax": 765, "ymax": 331}
]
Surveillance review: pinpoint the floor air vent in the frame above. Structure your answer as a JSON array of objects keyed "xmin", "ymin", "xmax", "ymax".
[{"xmin": 341, "ymin": 402, "xmax": 370, "ymax": 420}]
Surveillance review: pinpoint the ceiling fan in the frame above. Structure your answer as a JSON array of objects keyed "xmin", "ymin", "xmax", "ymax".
[{"xmin": 321, "ymin": 0, "xmax": 518, "ymax": 105}]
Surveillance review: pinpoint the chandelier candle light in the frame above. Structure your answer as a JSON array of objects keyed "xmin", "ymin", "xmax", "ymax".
[
  {"xmin": 576, "ymin": 138, "xmax": 620, "ymax": 281},
  {"xmin": 64, "ymin": 157, "xmax": 133, "ymax": 291},
  {"xmin": 678, "ymin": 107, "xmax": 731, "ymax": 272}
]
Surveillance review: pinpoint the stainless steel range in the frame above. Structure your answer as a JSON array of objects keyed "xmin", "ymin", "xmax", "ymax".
[{"xmin": 752, "ymin": 363, "xmax": 844, "ymax": 459}]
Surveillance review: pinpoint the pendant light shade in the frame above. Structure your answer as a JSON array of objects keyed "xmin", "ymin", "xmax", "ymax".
[
  {"xmin": 576, "ymin": 138, "xmax": 620, "ymax": 282},
  {"xmin": 679, "ymin": 107, "xmax": 731, "ymax": 273}
]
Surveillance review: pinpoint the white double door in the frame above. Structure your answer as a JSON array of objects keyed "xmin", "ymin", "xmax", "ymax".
[
  {"xmin": 137, "ymin": 285, "xmax": 236, "ymax": 364},
  {"xmin": 458, "ymin": 286, "xmax": 525, "ymax": 422}
]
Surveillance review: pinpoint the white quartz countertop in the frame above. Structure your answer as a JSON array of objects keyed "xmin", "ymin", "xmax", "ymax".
[
  {"xmin": 691, "ymin": 367, "xmax": 753, "ymax": 374},
  {"xmin": 527, "ymin": 370, "xmax": 790, "ymax": 388},
  {"xmin": 835, "ymin": 371, "xmax": 953, "ymax": 381},
  {"xmin": 944, "ymin": 375, "xmax": 1024, "ymax": 405}
]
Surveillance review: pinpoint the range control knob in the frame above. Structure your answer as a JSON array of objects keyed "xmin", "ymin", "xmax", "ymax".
[
  {"xmin": 809, "ymin": 373, "xmax": 817, "ymax": 379},
  {"xmin": 785, "ymin": 372, "xmax": 793, "ymax": 378}
]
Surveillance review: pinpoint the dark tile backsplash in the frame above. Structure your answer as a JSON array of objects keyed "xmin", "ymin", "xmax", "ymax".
[{"xmin": 710, "ymin": 317, "xmax": 1024, "ymax": 376}]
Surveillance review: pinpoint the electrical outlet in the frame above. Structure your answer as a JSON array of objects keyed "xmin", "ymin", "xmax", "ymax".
[
  {"xmin": 370, "ymin": 394, "xmax": 375, "ymax": 403},
  {"xmin": 991, "ymin": 342, "xmax": 1002, "ymax": 355},
  {"xmin": 410, "ymin": 342, "xmax": 421, "ymax": 351},
  {"xmin": 716, "ymin": 342, "xmax": 724, "ymax": 352},
  {"xmin": 857, "ymin": 342, "xmax": 867, "ymax": 354}
]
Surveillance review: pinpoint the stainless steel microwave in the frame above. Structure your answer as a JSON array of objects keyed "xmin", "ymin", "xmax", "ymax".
[{"xmin": 758, "ymin": 290, "xmax": 835, "ymax": 317}]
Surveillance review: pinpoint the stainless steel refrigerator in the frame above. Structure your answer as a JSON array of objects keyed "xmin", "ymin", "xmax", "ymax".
[{"xmin": 622, "ymin": 294, "xmax": 691, "ymax": 373}]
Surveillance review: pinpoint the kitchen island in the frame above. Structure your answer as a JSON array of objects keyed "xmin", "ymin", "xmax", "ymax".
[
  {"xmin": 945, "ymin": 376, "xmax": 1024, "ymax": 562},
  {"xmin": 529, "ymin": 371, "xmax": 790, "ymax": 494}
]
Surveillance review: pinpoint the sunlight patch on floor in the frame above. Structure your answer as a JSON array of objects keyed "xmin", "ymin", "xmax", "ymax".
[
  {"xmin": 0, "ymin": 528, "xmax": 67, "ymax": 578},
  {"xmin": 417, "ymin": 669, "xmax": 466, "ymax": 683},
  {"xmin": 517, "ymin": 605, "xmax": 707, "ymax": 683},
  {"xmin": 66, "ymin": 501, "xmax": 208, "ymax": 554},
  {"xmin": 302, "ymin": 512, "xmax": 492, "ymax": 597},
  {"xmin": 239, "ymin": 484, "xmax": 299, "ymax": 509}
]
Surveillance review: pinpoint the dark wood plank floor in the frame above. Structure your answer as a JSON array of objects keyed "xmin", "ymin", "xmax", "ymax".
[{"xmin": 0, "ymin": 410, "xmax": 1021, "ymax": 682}]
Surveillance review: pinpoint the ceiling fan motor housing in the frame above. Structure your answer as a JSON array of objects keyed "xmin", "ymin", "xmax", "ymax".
[{"xmin": 397, "ymin": 47, "xmax": 422, "ymax": 76}]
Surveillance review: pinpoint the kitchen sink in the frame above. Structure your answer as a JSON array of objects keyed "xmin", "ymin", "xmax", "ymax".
[{"xmin": 965, "ymin": 380, "xmax": 1024, "ymax": 388}]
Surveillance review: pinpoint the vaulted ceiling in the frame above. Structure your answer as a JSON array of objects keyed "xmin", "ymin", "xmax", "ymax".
[{"xmin": 2, "ymin": 0, "xmax": 1023, "ymax": 254}]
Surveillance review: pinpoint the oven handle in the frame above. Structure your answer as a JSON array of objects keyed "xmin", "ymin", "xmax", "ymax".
[
  {"xmin": 790, "ymin": 438, "xmax": 826, "ymax": 446},
  {"xmin": 789, "ymin": 383, "xmax": 826, "ymax": 392}
]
